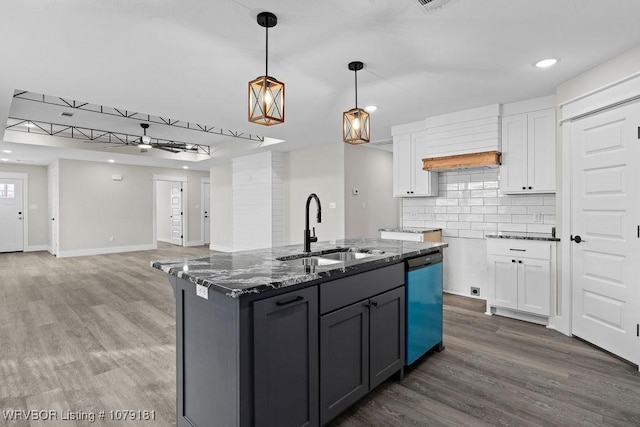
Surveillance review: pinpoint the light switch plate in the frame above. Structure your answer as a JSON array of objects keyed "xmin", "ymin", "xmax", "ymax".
[
  {"xmin": 196, "ymin": 284, "xmax": 209, "ymax": 300},
  {"xmin": 329, "ymin": 202, "xmax": 337, "ymax": 209}
]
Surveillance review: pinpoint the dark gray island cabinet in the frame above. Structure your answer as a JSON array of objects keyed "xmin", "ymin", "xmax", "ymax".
[{"xmin": 153, "ymin": 238, "xmax": 447, "ymax": 427}]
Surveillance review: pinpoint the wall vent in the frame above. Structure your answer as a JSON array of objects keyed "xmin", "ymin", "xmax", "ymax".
[
  {"xmin": 415, "ymin": 0, "xmax": 457, "ymax": 13},
  {"xmin": 60, "ymin": 111, "xmax": 74, "ymax": 117}
]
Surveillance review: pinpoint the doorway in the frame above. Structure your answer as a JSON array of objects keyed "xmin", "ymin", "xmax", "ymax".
[
  {"xmin": 201, "ymin": 178, "xmax": 210, "ymax": 246},
  {"xmin": 569, "ymin": 100, "xmax": 640, "ymax": 366},
  {"xmin": 153, "ymin": 174, "xmax": 188, "ymax": 247},
  {"xmin": 0, "ymin": 172, "xmax": 28, "ymax": 253}
]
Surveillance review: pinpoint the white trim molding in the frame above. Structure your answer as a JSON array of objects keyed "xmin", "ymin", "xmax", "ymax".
[
  {"xmin": 57, "ymin": 243, "xmax": 156, "ymax": 258},
  {"xmin": 209, "ymin": 243, "xmax": 233, "ymax": 253},
  {"xmin": 200, "ymin": 177, "xmax": 211, "ymax": 246}
]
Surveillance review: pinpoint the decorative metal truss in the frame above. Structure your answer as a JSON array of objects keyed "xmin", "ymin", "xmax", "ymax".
[
  {"xmin": 6, "ymin": 118, "xmax": 213, "ymax": 155},
  {"xmin": 12, "ymin": 90, "xmax": 265, "ymax": 143}
]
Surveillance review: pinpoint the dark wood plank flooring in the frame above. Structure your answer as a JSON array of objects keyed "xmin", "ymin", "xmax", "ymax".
[{"xmin": 1, "ymin": 244, "xmax": 638, "ymax": 426}]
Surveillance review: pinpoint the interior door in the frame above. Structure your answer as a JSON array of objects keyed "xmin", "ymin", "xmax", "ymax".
[
  {"xmin": 203, "ymin": 182, "xmax": 210, "ymax": 245},
  {"xmin": 0, "ymin": 179, "xmax": 24, "ymax": 252},
  {"xmin": 571, "ymin": 101, "xmax": 640, "ymax": 366},
  {"xmin": 170, "ymin": 183, "xmax": 183, "ymax": 246}
]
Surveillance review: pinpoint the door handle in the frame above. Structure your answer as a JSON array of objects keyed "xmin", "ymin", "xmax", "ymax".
[
  {"xmin": 570, "ymin": 235, "xmax": 586, "ymax": 244},
  {"xmin": 275, "ymin": 295, "xmax": 304, "ymax": 306}
]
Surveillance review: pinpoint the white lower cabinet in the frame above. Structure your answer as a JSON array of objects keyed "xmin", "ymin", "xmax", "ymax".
[{"xmin": 486, "ymin": 239, "xmax": 556, "ymax": 323}]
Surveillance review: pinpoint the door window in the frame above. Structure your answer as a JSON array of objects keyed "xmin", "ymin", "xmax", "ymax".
[{"xmin": 0, "ymin": 183, "xmax": 15, "ymax": 199}]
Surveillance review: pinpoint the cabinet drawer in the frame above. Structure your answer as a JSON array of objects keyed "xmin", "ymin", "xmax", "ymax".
[
  {"xmin": 320, "ymin": 263, "xmax": 404, "ymax": 315},
  {"xmin": 486, "ymin": 239, "xmax": 551, "ymax": 260}
]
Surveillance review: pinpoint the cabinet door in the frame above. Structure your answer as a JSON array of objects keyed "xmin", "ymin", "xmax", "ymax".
[
  {"xmin": 527, "ymin": 108, "xmax": 556, "ymax": 193},
  {"xmin": 254, "ymin": 287, "xmax": 319, "ymax": 427},
  {"xmin": 393, "ymin": 134, "xmax": 412, "ymax": 197},
  {"xmin": 500, "ymin": 113, "xmax": 529, "ymax": 194},
  {"xmin": 412, "ymin": 131, "xmax": 438, "ymax": 197},
  {"xmin": 517, "ymin": 258, "xmax": 551, "ymax": 316},
  {"xmin": 369, "ymin": 287, "xmax": 405, "ymax": 389},
  {"xmin": 320, "ymin": 301, "xmax": 369, "ymax": 425},
  {"xmin": 488, "ymin": 255, "xmax": 518, "ymax": 310}
]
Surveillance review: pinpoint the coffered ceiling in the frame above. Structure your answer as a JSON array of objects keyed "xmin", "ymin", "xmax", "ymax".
[{"xmin": 1, "ymin": 0, "xmax": 640, "ymax": 171}]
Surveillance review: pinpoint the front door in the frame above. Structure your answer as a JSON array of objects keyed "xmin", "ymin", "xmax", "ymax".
[
  {"xmin": 570, "ymin": 101, "xmax": 640, "ymax": 366},
  {"xmin": 0, "ymin": 178, "xmax": 24, "ymax": 252},
  {"xmin": 170, "ymin": 183, "xmax": 183, "ymax": 246}
]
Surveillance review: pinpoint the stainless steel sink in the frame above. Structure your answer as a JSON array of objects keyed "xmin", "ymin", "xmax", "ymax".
[
  {"xmin": 298, "ymin": 257, "xmax": 342, "ymax": 266},
  {"xmin": 319, "ymin": 251, "xmax": 373, "ymax": 262}
]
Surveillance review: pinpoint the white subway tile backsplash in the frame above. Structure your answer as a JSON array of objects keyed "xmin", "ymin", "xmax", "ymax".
[
  {"xmin": 471, "ymin": 206, "xmax": 498, "ymax": 214},
  {"xmin": 498, "ymin": 205, "xmax": 527, "ymax": 214},
  {"xmin": 402, "ymin": 167, "xmax": 556, "ymax": 240},
  {"xmin": 498, "ymin": 223, "xmax": 527, "ymax": 232},
  {"xmin": 446, "ymin": 206, "xmax": 471, "ymax": 214}
]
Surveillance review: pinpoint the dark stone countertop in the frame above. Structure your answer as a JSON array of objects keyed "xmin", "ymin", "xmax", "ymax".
[
  {"xmin": 152, "ymin": 238, "xmax": 448, "ymax": 298},
  {"xmin": 485, "ymin": 232, "xmax": 560, "ymax": 242},
  {"xmin": 379, "ymin": 227, "xmax": 442, "ymax": 234}
]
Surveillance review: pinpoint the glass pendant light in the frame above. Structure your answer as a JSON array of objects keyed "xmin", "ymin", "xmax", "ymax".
[
  {"xmin": 248, "ymin": 12, "xmax": 285, "ymax": 126},
  {"xmin": 343, "ymin": 61, "xmax": 370, "ymax": 144}
]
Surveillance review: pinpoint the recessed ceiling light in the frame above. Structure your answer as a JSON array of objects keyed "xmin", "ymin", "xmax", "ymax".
[
  {"xmin": 108, "ymin": 159, "xmax": 115, "ymax": 163},
  {"xmin": 182, "ymin": 166, "xmax": 189, "ymax": 169},
  {"xmin": 2, "ymin": 150, "xmax": 12, "ymax": 154},
  {"xmin": 24, "ymin": 122, "xmax": 35, "ymax": 128},
  {"xmin": 364, "ymin": 105, "xmax": 378, "ymax": 112},
  {"xmin": 1, "ymin": 158, "xmax": 9, "ymax": 162},
  {"xmin": 535, "ymin": 58, "xmax": 558, "ymax": 68}
]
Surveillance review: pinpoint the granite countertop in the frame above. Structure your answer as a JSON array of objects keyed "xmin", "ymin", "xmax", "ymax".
[
  {"xmin": 152, "ymin": 238, "xmax": 447, "ymax": 298},
  {"xmin": 485, "ymin": 232, "xmax": 560, "ymax": 242},
  {"xmin": 379, "ymin": 227, "xmax": 442, "ymax": 234}
]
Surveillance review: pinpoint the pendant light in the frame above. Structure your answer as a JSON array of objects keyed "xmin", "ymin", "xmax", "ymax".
[
  {"xmin": 139, "ymin": 123, "xmax": 152, "ymax": 149},
  {"xmin": 343, "ymin": 61, "xmax": 370, "ymax": 144},
  {"xmin": 248, "ymin": 12, "xmax": 285, "ymax": 126}
]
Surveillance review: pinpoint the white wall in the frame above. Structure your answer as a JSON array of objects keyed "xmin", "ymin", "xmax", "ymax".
[
  {"xmin": 0, "ymin": 164, "xmax": 48, "ymax": 249},
  {"xmin": 344, "ymin": 145, "xmax": 399, "ymax": 238},
  {"xmin": 232, "ymin": 151, "xmax": 285, "ymax": 251},
  {"xmin": 57, "ymin": 159, "xmax": 208, "ymax": 256},
  {"xmin": 156, "ymin": 180, "xmax": 172, "ymax": 243},
  {"xmin": 210, "ymin": 162, "xmax": 233, "ymax": 252},
  {"xmin": 286, "ymin": 143, "xmax": 345, "ymax": 245}
]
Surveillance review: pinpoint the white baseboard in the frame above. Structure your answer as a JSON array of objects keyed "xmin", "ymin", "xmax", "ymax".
[
  {"xmin": 209, "ymin": 243, "xmax": 233, "ymax": 252},
  {"xmin": 57, "ymin": 243, "xmax": 156, "ymax": 258},
  {"xmin": 443, "ymin": 289, "xmax": 486, "ymax": 301},
  {"xmin": 186, "ymin": 240, "xmax": 204, "ymax": 247},
  {"xmin": 157, "ymin": 237, "xmax": 172, "ymax": 244},
  {"xmin": 25, "ymin": 245, "xmax": 48, "ymax": 252},
  {"xmin": 490, "ymin": 306, "xmax": 549, "ymax": 326}
]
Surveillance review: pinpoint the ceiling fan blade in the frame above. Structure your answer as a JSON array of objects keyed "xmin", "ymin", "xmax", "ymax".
[{"xmin": 155, "ymin": 146, "xmax": 180, "ymax": 153}]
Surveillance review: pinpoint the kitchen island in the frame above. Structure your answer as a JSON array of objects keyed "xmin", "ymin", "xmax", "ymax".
[{"xmin": 152, "ymin": 238, "xmax": 447, "ymax": 427}]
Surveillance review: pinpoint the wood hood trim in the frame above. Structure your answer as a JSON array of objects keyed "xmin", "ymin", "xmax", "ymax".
[{"xmin": 422, "ymin": 151, "xmax": 501, "ymax": 171}]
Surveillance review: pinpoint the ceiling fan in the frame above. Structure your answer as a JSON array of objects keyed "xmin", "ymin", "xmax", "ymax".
[{"xmin": 83, "ymin": 123, "xmax": 200, "ymax": 154}]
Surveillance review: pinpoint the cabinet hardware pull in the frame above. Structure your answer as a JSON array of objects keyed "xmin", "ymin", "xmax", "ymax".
[
  {"xmin": 528, "ymin": 186, "xmax": 532, "ymax": 190},
  {"xmin": 275, "ymin": 295, "xmax": 304, "ymax": 306},
  {"xmin": 509, "ymin": 249, "xmax": 526, "ymax": 252},
  {"xmin": 518, "ymin": 260, "xmax": 523, "ymax": 264},
  {"xmin": 363, "ymin": 302, "xmax": 371, "ymax": 308},
  {"xmin": 522, "ymin": 186, "xmax": 526, "ymax": 190},
  {"xmin": 511, "ymin": 259, "xmax": 515, "ymax": 263},
  {"xmin": 371, "ymin": 301, "xmax": 378, "ymax": 307}
]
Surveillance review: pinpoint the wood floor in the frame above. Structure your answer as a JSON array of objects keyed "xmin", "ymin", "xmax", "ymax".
[{"xmin": 1, "ymin": 244, "xmax": 639, "ymax": 426}]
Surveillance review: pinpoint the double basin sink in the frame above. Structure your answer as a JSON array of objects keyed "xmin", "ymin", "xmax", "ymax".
[{"xmin": 277, "ymin": 247, "xmax": 386, "ymax": 267}]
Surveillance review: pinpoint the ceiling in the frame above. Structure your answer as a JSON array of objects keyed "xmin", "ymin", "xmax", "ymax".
[{"xmin": 1, "ymin": 0, "xmax": 640, "ymax": 171}]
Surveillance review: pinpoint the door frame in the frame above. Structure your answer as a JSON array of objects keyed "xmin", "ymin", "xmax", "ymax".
[
  {"xmin": 200, "ymin": 177, "xmax": 210, "ymax": 246},
  {"xmin": 152, "ymin": 174, "xmax": 188, "ymax": 248},
  {"xmin": 558, "ymin": 71, "xmax": 640, "ymax": 337},
  {"xmin": 0, "ymin": 171, "xmax": 29, "ymax": 252}
]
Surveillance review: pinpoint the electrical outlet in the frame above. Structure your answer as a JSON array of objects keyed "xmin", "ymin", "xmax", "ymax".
[
  {"xmin": 196, "ymin": 284, "xmax": 209, "ymax": 300},
  {"xmin": 471, "ymin": 287, "xmax": 480, "ymax": 297},
  {"xmin": 109, "ymin": 236, "xmax": 114, "ymax": 242}
]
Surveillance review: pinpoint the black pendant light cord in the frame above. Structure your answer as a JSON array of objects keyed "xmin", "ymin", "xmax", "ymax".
[{"xmin": 265, "ymin": 25, "xmax": 269, "ymax": 77}]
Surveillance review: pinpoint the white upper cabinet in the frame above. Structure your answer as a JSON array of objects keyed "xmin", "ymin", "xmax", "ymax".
[
  {"xmin": 501, "ymin": 96, "xmax": 557, "ymax": 194},
  {"xmin": 392, "ymin": 122, "xmax": 438, "ymax": 198}
]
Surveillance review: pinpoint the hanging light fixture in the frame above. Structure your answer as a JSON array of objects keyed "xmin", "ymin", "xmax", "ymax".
[
  {"xmin": 248, "ymin": 11, "xmax": 285, "ymax": 126},
  {"xmin": 343, "ymin": 61, "xmax": 370, "ymax": 144},
  {"xmin": 139, "ymin": 123, "xmax": 152, "ymax": 149}
]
